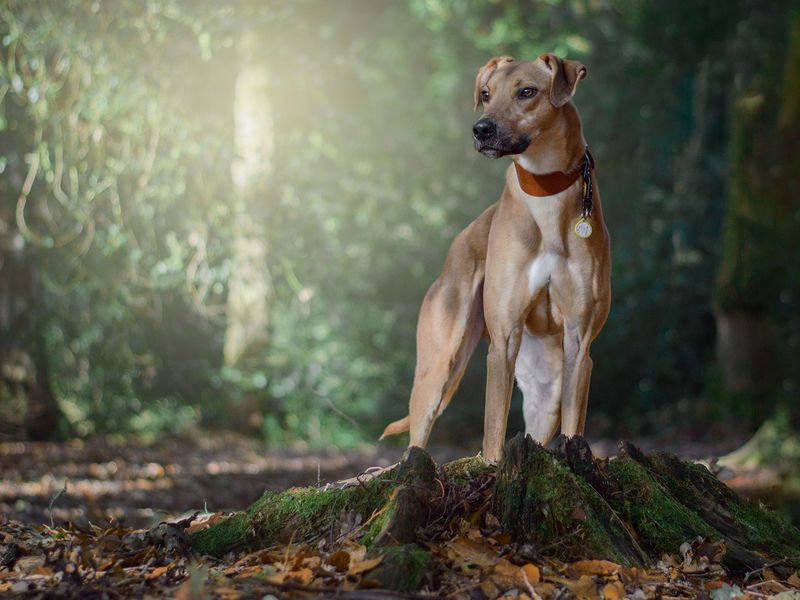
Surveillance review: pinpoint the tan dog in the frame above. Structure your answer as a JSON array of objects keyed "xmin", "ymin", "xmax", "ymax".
[{"xmin": 381, "ymin": 54, "xmax": 611, "ymax": 461}]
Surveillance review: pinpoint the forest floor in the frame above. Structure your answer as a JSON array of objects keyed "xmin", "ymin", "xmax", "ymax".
[{"xmin": 1, "ymin": 432, "xmax": 798, "ymax": 598}]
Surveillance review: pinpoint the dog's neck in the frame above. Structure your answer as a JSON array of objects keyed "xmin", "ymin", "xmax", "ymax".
[{"xmin": 514, "ymin": 103, "xmax": 586, "ymax": 176}]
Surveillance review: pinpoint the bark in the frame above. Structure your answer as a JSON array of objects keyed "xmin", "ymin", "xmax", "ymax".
[
  {"xmin": 0, "ymin": 229, "xmax": 62, "ymax": 440},
  {"xmin": 718, "ymin": 10, "xmax": 800, "ymax": 467},
  {"xmin": 191, "ymin": 436, "xmax": 800, "ymax": 591},
  {"xmin": 222, "ymin": 32, "xmax": 273, "ymax": 371}
]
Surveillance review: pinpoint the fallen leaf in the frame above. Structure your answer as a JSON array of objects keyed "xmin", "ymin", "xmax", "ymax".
[
  {"xmin": 186, "ymin": 513, "xmax": 227, "ymax": 535},
  {"xmin": 145, "ymin": 565, "xmax": 169, "ymax": 579},
  {"xmin": 15, "ymin": 555, "xmax": 45, "ymax": 573},
  {"xmin": 447, "ymin": 536, "xmax": 498, "ymax": 569},
  {"xmin": 492, "ymin": 559, "xmax": 519, "ymax": 588},
  {"xmin": 570, "ymin": 560, "xmax": 621, "ymax": 577},
  {"xmin": 491, "ymin": 531, "xmax": 512, "ymax": 545},
  {"xmin": 342, "ymin": 543, "xmax": 367, "ymax": 564},
  {"xmin": 349, "ymin": 556, "xmax": 383, "ymax": 575},
  {"xmin": 520, "ymin": 563, "xmax": 541, "ymax": 585},
  {"xmin": 788, "ymin": 571, "xmax": 800, "ymax": 587},
  {"xmin": 329, "ymin": 550, "xmax": 350, "ymax": 572},
  {"xmin": 480, "ymin": 579, "xmax": 500, "ymax": 599},
  {"xmin": 602, "ymin": 580, "xmax": 625, "ymax": 600},
  {"xmin": 533, "ymin": 582, "xmax": 556, "ymax": 597},
  {"xmin": 173, "ymin": 580, "xmax": 192, "ymax": 600},
  {"xmin": 569, "ymin": 574, "xmax": 599, "ymax": 600},
  {"xmin": 266, "ymin": 567, "xmax": 314, "ymax": 586}
]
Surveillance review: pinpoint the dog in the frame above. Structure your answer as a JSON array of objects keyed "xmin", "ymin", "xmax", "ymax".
[{"xmin": 381, "ymin": 54, "xmax": 611, "ymax": 462}]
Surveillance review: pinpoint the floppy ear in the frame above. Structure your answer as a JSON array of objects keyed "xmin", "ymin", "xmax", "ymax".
[
  {"xmin": 474, "ymin": 55, "xmax": 515, "ymax": 110},
  {"xmin": 539, "ymin": 53, "xmax": 587, "ymax": 108}
]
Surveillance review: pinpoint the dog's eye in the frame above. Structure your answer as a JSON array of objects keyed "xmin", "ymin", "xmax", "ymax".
[
  {"xmin": 481, "ymin": 90, "xmax": 490, "ymax": 102},
  {"xmin": 518, "ymin": 87, "xmax": 538, "ymax": 99}
]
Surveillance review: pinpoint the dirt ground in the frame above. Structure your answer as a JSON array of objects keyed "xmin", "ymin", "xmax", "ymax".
[{"xmin": 1, "ymin": 431, "xmax": 791, "ymax": 530}]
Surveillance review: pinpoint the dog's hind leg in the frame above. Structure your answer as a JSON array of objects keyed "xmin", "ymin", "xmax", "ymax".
[
  {"xmin": 515, "ymin": 331, "xmax": 564, "ymax": 445},
  {"xmin": 381, "ymin": 204, "xmax": 495, "ymax": 447},
  {"xmin": 406, "ymin": 273, "xmax": 485, "ymax": 447}
]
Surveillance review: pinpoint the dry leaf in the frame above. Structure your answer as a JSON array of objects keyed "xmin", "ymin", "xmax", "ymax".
[
  {"xmin": 145, "ymin": 565, "xmax": 169, "ymax": 579},
  {"xmin": 480, "ymin": 579, "xmax": 500, "ymax": 599},
  {"xmin": 349, "ymin": 556, "xmax": 383, "ymax": 575},
  {"xmin": 570, "ymin": 560, "xmax": 621, "ymax": 577},
  {"xmin": 787, "ymin": 571, "xmax": 800, "ymax": 587},
  {"xmin": 266, "ymin": 567, "xmax": 314, "ymax": 586},
  {"xmin": 569, "ymin": 574, "xmax": 599, "ymax": 600},
  {"xmin": 492, "ymin": 531, "xmax": 512, "ymax": 545},
  {"xmin": 238, "ymin": 565, "xmax": 266, "ymax": 577},
  {"xmin": 520, "ymin": 563, "xmax": 541, "ymax": 585},
  {"xmin": 602, "ymin": 580, "xmax": 625, "ymax": 600},
  {"xmin": 173, "ymin": 580, "xmax": 192, "ymax": 600},
  {"xmin": 534, "ymin": 582, "xmax": 556, "ymax": 597},
  {"xmin": 329, "ymin": 550, "xmax": 350, "ymax": 572},
  {"xmin": 185, "ymin": 513, "xmax": 227, "ymax": 535},
  {"xmin": 342, "ymin": 543, "xmax": 367, "ymax": 563},
  {"xmin": 447, "ymin": 536, "xmax": 498, "ymax": 569},
  {"xmin": 492, "ymin": 559, "xmax": 520, "ymax": 588}
]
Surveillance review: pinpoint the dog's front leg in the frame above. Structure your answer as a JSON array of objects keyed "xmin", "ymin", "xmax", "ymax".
[
  {"xmin": 482, "ymin": 242, "xmax": 531, "ymax": 461},
  {"xmin": 560, "ymin": 322, "xmax": 593, "ymax": 437},
  {"xmin": 483, "ymin": 323, "xmax": 524, "ymax": 462}
]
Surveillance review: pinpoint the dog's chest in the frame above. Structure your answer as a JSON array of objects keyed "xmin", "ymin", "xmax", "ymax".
[{"xmin": 520, "ymin": 188, "xmax": 574, "ymax": 296}]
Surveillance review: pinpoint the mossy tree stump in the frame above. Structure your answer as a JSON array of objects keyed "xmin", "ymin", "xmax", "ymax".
[{"xmin": 191, "ymin": 435, "xmax": 800, "ymax": 591}]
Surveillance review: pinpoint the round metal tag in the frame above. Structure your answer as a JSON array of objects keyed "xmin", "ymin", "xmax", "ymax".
[{"xmin": 574, "ymin": 219, "xmax": 593, "ymax": 239}]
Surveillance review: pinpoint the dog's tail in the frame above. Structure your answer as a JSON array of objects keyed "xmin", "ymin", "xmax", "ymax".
[{"xmin": 379, "ymin": 416, "xmax": 409, "ymax": 440}]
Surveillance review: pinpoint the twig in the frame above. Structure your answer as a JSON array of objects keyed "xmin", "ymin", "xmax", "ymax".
[
  {"xmin": 48, "ymin": 481, "xmax": 68, "ymax": 528},
  {"xmin": 521, "ymin": 566, "xmax": 543, "ymax": 600},
  {"xmin": 743, "ymin": 556, "xmax": 799, "ymax": 583}
]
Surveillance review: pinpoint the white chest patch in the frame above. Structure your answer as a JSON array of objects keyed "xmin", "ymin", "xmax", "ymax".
[{"xmin": 527, "ymin": 252, "xmax": 561, "ymax": 296}]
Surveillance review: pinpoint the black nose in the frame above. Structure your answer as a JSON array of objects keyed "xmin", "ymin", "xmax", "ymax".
[{"xmin": 472, "ymin": 119, "xmax": 496, "ymax": 141}]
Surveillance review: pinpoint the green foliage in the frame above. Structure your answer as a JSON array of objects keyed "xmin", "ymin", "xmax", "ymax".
[{"xmin": 1, "ymin": 0, "xmax": 797, "ymax": 443}]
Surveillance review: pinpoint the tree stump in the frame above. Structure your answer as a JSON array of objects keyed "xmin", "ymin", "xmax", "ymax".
[{"xmin": 191, "ymin": 435, "xmax": 800, "ymax": 590}]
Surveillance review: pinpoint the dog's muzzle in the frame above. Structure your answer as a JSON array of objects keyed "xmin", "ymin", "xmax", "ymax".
[{"xmin": 472, "ymin": 118, "xmax": 531, "ymax": 158}]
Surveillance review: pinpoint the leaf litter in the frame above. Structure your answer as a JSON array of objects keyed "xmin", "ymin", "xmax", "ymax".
[
  {"xmin": 3, "ymin": 505, "xmax": 799, "ymax": 598},
  {"xmin": 1, "ymin": 436, "xmax": 799, "ymax": 598}
]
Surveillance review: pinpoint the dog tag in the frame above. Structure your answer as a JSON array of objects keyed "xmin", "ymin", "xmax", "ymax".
[{"xmin": 574, "ymin": 218, "xmax": 592, "ymax": 239}]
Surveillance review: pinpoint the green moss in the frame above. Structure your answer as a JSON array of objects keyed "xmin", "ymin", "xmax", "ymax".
[
  {"xmin": 607, "ymin": 457, "xmax": 716, "ymax": 555},
  {"xmin": 371, "ymin": 544, "xmax": 431, "ymax": 592},
  {"xmin": 644, "ymin": 452, "xmax": 800, "ymax": 562},
  {"xmin": 687, "ymin": 462, "xmax": 800, "ymax": 558},
  {"xmin": 442, "ymin": 455, "xmax": 495, "ymax": 487},
  {"xmin": 493, "ymin": 437, "xmax": 646, "ymax": 565},
  {"xmin": 192, "ymin": 474, "xmax": 394, "ymax": 557},
  {"xmin": 191, "ymin": 513, "xmax": 250, "ymax": 557},
  {"xmin": 360, "ymin": 492, "xmax": 396, "ymax": 547},
  {"xmin": 191, "ymin": 448, "xmax": 442, "ymax": 557}
]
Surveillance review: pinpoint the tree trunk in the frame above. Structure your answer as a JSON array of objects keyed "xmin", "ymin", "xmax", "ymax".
[
  {"xmin": 218, "ymin": 33, "xmax": 274, "ymax": 433},
  {"xmin": 0, "ymin": 228, "xmax": 62, "ymax": 440},
  {"xmin": 718, "ymin": 10, "xmax": 800, "ymax": 467},
  {"xmin": 223, "ymin": 32, "xmax": 273, "ymax": 371},
  {"xmin": 191, "ymin": 436, "xmax": 800, "ymax": 591}
]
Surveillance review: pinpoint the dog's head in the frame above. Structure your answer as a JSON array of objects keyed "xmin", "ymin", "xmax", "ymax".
[{"xmin": 472, "ymin": 54, "xmax": 587, "ymax": 158}]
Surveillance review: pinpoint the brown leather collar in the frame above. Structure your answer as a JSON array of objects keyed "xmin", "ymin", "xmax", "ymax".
[{"xmin": 513, "ymin": 159, "xmax": 582, "ymax": 197}]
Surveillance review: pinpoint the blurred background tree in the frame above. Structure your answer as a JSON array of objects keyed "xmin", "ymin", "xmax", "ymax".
[{"xmin": 0, "ymin": 0, "xmax": 797, "ymax": 467}]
